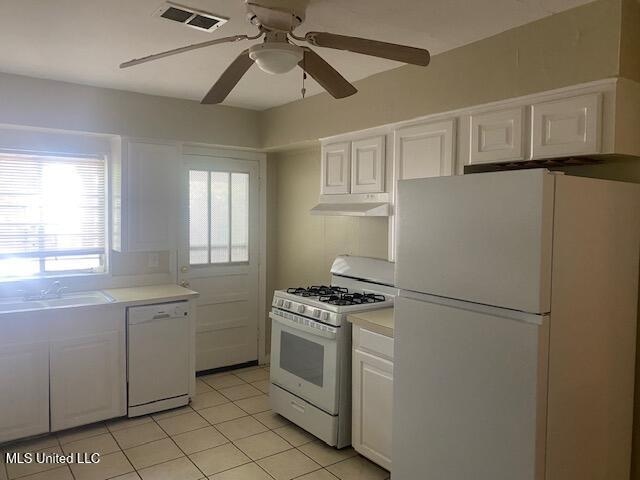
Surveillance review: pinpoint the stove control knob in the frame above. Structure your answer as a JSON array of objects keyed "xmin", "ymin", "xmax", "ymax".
[
  {"xmin": 313, "ymin": 310, "xmax": 320, "ymax": 318},
  {"xmin": 276, "ymin": 299, "xmax": 283, "ymax": 307},
  {"xmin": 297, "ymin": 305, "xmax": 305, "ymax": 314},
  {"xmin": 284, "ymin": 301, "xmax": 291, "ymax": 309},
  {"xmin": 321, "ymin": 312, "xmax": 329, "ymax": 321}
]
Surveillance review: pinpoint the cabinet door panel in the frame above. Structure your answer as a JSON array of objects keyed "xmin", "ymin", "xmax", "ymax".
[
  {"xmin": 469, "ymin": 107, "xmax": 525, "ymax": 164},
  {"xmin": 394, "ymin": 119, "xmax": 455, "ymax": 181},
  {"xmin": 50, "ymin": 331, "xmax": 125, "ymax": 431},
  {"xmin": 352, "ymin": 348, "xmax": 393, "ymax": 471},
  {"xmin": 0, "ymin": 342, "xmax": 49, "ymax": 443},
  {"xmin": 321, "ymin": 142, "xmax": 350, "ymax": 195},
  {"xmin": 126, "ymin": 141, "xmax": 179, "ymax": 251},
  {"xmin": 351, "ymin": 136, "xmax": 385, "ymax": 194},
  {"xmin": 531, "ymin": 93, "xmax": 602, "ymax": 159},
  {"xmin": 391, "ymin": 119, "xmax": 455, "ymax": 261}
]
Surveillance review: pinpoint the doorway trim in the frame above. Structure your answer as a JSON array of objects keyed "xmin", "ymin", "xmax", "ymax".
[{"xmin": 181, "ymin": 144, "xmax": 268, "ymax": 366}]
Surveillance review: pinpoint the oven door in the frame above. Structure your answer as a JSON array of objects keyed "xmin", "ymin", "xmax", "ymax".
[{"xmin": 270, "ymin": 311, "xmax": 340, "ymax": 415}]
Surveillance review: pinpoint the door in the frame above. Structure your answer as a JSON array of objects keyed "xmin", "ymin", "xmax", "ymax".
[
  {"xmin": 395, "ymin": 169, "xmax": 554, "ymax": 314},
  {"xmin": 321, "ymin": 142, "xmax": 351, "ymax": 195},
  {"xmin": 468, "ymin": 107, "xmax": 525, "ymax": 165},
  {"xmin": 352, "ymin": 348, "xmax": 393, "ymax": 470},
  {"xmin": 270, "ymin": 312, "xmax": 339, "ymax": 414},
  {"xmin": 531, "ymin": 93, "xmax": 602, "ymax": 159},
  {"xmin": 0, "ymin": 342, "xmax": 49, "ymax": 443},
  {"xmin": 122, "ymin": 140, "xmax": 179, "ymax": 252},
  {"xmin": 50, "ymin": 331, "xmax": 125, "ymax": 431},
  {"xmin": 351, "ymin": 136, "xmax": 385, "ymax": 194},
  {"xmin": 390, "ymin": 118, "xmax": 456, "ymax": 260},
  {"xmin": 393, "ymin": 119, "xmax": 455, "ymax": 181},
  {"xmin": 393, "ymin": 295, "xmax": 548, "ymax": 480},
  {"xmin": 179, "ymin": 155, "xmax": 260, "ymax": 371},
  {"xmin": 128, "ymin": 304, "xmax": 190, "ymax": 406}
]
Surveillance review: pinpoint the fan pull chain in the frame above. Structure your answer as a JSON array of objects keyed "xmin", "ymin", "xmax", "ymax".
[{"xmin": 301, "ymin": 71, "xmax": 307, "ymax": 99}]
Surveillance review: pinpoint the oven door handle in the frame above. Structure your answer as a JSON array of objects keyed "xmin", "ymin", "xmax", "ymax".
[{"xmin": 269, "ymin": 312, "xmax": 337, "ymax": 340}]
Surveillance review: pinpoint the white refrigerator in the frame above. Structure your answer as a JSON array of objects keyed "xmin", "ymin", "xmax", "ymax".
[{"xmin": 392, "ymin": 169, "xmax": 640, "ymax": 480}]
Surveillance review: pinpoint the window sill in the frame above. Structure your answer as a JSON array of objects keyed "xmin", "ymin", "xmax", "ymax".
[{"xmin": 0, "ymin": 271, "xmax": 110, "ymax": 285}]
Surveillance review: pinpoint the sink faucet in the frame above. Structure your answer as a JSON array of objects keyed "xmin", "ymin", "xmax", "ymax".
[
  {"xmin": 19, "ymin": 281, "xmax": 68, "ymax": 301},
  {"xmin": 41, "ymin": 281, "xmax": 68, "ymax": 299}
]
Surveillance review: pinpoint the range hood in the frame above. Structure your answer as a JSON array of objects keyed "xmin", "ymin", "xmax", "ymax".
[{"xmin": 310, "ymin": 202, "xmax": 390, "ymax": 216}]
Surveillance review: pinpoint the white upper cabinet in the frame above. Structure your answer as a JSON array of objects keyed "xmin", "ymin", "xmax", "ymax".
[
  {"xmin": 113, "ymin": 138, "xmax": 180, "ymax": 252},
  {"xmin": 394, "ymin": 119, "xmax": 455, "ymax": 181},
  {"xmin": 531, "ymin": 93, "xmax": 602, "ymax": 159},
  {"xmin": 469, "ymin": 107, "xmax": 525, "ymax": 165},
  {"xmin": 351, "ymin": 136, "xmax": 386, "ymax": 194},
  {"xmin": 321, "ymin": 141, "xmax": 351, "ymax": 195}
]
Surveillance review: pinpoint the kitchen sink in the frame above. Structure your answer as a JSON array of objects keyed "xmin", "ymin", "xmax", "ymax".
[{"xmin": 0, "ymin": 291, "xmax": 115, "ymax": 313}]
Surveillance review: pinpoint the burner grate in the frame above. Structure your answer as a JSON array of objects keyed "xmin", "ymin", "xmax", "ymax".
[
  {"xmin": 318, "ymin": 292, "xmax": 386, "ymax": 306},
  {"xmin": 286, "ymin": 285, "xmax": 348, "ymax": 297}
]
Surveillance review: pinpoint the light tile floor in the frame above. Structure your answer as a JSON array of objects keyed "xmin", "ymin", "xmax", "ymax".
[{"xmin": 0, "ymin": 365, "xmax": 390, "ymax": 480}]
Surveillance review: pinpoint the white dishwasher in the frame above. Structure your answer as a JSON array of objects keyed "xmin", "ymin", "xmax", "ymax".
[{"xmin": 127, "ymin": 301, "xmax": 191, "ymax": 417}]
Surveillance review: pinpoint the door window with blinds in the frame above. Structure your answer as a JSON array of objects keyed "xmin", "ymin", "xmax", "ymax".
[
  {"xmin": 189, "ymin": 170, "xmax": 249, "ymax": 265},
  {"xmin": 0, "ymin": 152, "xmax": 106, "ymax": 278}
]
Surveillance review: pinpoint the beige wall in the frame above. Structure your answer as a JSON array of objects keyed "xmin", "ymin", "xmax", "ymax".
[
  {"xmin": 267, "ymin": 146, "xmax": 388, "ymax": 288},
  {"xmin": 260, "ymin": 0, "xmax": 622, "ymax": 149},
  {"xmin": 0, "ymin": 72, "xmax": 261, "ymax": 148},
  {"xmin": 620, "ymin": 0, "xmax": 640, "ymax": 83}
]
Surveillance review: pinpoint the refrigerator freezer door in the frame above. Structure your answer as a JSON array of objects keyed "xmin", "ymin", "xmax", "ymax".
[
  {"xmin": 392, "ymin": 295, "xmax": 548, "ymax": 480},
  {"xmin": 396, "ymin": 169, "xmax": 554, "ymax": 314}
]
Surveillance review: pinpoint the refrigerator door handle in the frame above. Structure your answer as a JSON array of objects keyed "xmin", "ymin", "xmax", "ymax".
[{"xmin": 398, "ymin": 289, "xmax": 548, "ymax": 325}]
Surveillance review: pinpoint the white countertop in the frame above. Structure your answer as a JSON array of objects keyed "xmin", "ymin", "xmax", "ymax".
[
  {"xmin": 104, "ymin": 284, "xmax": 199, "ymax": 306},
  {"xmin": 347, "ymin": 308, "xmax": 394, "ymax": 338}
]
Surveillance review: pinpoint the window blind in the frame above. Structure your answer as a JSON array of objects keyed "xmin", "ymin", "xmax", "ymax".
[{"xmin": 0, "ymin": 152, "xmax": 106, "ymax": 277}]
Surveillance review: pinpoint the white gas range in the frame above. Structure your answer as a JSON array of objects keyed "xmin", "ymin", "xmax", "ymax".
[{"xmin": 269, "ymin": 256, "xmax": 396, "ymax": 448}]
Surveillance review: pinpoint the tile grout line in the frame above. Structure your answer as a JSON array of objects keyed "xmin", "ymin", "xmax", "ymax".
[{"xmin": 149, "ymin": 407, "xmax": 212, "ymax": 480}]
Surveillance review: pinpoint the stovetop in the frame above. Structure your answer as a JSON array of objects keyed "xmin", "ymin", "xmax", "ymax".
[
  {"xmin": 273, "ymin": 284, "xmax": 394, "ymax": 327},
  {"xmin": 286, "ymin": 285, "xmax": 386, "ymax": 306}
]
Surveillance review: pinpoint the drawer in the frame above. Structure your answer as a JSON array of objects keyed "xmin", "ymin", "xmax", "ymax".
[
  {"xmin": 353, "ymin": 325, "xmax": 393, "ymax": 360},
  {"xmin": 270, "ymin": 383, "xmax": 338, "ymax": 446}
]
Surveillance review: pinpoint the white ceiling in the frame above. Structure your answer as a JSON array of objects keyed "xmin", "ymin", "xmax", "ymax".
[{"xmin": 0, "ymin": 0, "xmax": 593, "ymax": 110}]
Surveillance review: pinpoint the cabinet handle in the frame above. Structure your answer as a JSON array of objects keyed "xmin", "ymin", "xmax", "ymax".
[{"xmin": 290, "ymin": 401, "xmax": 305, "ymax": 413}]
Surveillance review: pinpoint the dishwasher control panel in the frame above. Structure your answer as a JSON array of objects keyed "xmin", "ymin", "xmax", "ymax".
[{"xmin": 127, "ymin": 301, "xmax": 189, "ymax": 325}]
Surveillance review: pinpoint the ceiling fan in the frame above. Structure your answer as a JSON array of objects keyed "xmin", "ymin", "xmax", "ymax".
[{"xmin": 120, "ymin": 0, "xmax": 431, "ymax": 104}]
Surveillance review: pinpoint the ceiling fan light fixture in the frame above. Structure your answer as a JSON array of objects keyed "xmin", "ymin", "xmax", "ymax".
[{"xmin": 249, "ymin": 43, "xmax": 303, "ymax": 74}]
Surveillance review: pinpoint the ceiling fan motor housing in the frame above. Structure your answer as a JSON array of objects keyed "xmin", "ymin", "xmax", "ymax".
[
  {"xmin": 249, "ymin": 42, "xmax": 303, "ymax": 74},
  {"xmin": 245, "ymin": 0, "xmax": 305, "ymax": 31}
]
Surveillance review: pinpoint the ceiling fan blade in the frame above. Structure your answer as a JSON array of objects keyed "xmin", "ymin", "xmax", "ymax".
[
  {"xmin": 304, "ymin": 31, "xmax": 430, "ymax": 66},
  {"xmin": 120, "ymin": 34, "xmax": 254, "ymax": 69},
  {"xmin": 201, "ymin": 50, "xmax": 254, "ymax": 104},
  {"xmin": 298, "ymin": 48, "xmax": 357, "ymax": 99}
]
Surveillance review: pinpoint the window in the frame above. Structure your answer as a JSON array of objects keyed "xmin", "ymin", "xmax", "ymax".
[
  {"xmin": 0, "ymin": 152, "xmax": 106, "ymax": 278},
  {"xmin": 189, "ymin": 170, "xmax": 249, "ymax": 265}
]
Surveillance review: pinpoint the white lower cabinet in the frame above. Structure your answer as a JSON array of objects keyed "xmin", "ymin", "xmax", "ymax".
[
  {"xmin": 50, "ymin": 330, "xmax": 126, "ymax": 431},
  {"xmin": 0, "ymin": 342, "xmax": 49, "ymax": 443},
  {"xmin": 352, "ymin": 325, "xmax": 394, "ymax": 471},
  {"xmin": 0, "ymin": 305, "xmax": 127, "ymax": 441}
]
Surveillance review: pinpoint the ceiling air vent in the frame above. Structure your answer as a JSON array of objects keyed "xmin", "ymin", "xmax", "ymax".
[{"xmin": 154, "ymin": 2, "xmax": 229, "ymax": 33}]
